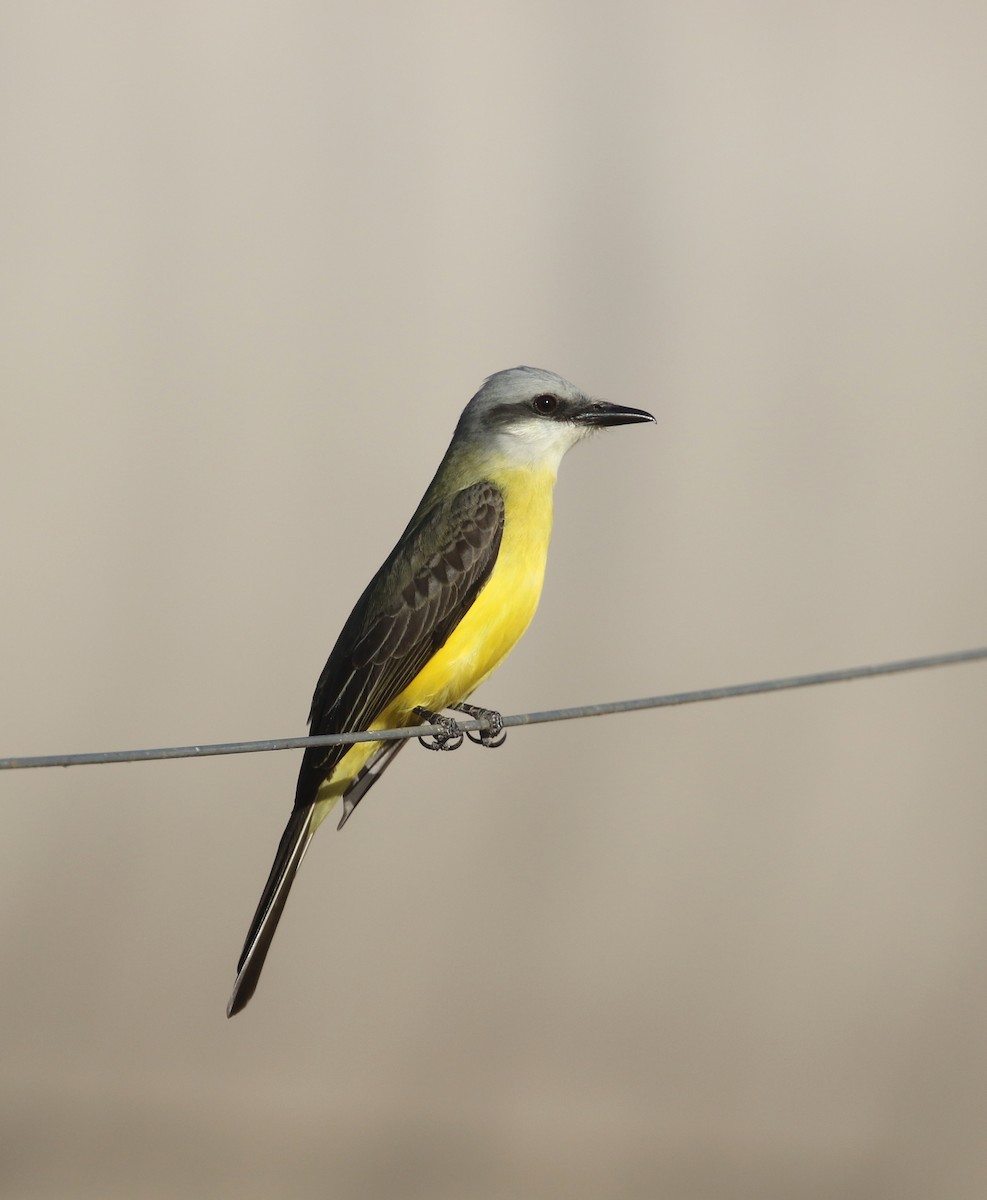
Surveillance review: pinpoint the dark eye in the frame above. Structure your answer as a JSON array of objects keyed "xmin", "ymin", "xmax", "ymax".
[{"xmin": 532, "ymin": 394, "xmax": 559, "ymax": 415}]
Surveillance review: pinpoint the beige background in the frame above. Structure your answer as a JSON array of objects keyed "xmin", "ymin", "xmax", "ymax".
[{"xmin": 2, "ymin": 3, "xmax": 987, "ymax": 1197}]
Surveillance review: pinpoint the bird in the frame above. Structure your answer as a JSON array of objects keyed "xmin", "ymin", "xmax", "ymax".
[{"xmin": 227, "ymin": 366, "xmax": 654, "ymax": 1015}]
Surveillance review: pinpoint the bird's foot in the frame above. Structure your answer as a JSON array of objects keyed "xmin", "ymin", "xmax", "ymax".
[
  {"xmin": 450, "ymin": 702, "xmax": 507, "ymax": 748},
  {"xmin": 414, "ymin": 707, "xmax": 465, "ymax": 751}
]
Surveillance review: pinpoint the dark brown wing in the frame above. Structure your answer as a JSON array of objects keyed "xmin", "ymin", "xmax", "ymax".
[
  {"xmin": 228, "ymin": 480, "xmax": 504, "ymax": 1013},
  {"xmin": 293, "ymin": 479, "xmax": 505, "ymax": 808}
]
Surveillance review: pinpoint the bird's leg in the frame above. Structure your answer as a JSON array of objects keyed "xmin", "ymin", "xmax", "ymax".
[
  {"xmin": 414, "ymin": 706, "xmax": 465, "ymax": 751},
  {"xmin": 450, "ymin": 702, "xmax": 507, "ymax": 748}
]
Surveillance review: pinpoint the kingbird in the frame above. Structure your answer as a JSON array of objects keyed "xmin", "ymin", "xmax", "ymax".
[{"xmin": 227, "ymin": 366, "xmax": 653, "ymax": 1016}]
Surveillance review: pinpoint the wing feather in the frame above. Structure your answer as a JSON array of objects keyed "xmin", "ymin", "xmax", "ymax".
[{"xmin": 294, "ymin": 480, "xmax": 505, "ymax": 804}]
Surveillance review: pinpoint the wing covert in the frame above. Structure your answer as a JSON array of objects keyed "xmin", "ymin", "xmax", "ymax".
[{"xmin": 297, "ymin": 480, "xmax": 505, "ymax": 799}]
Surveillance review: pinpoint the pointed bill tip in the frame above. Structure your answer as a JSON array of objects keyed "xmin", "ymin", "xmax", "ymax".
[{"xmin": 574, "ymin": 401, "xmax": 655, "ymax": 428}]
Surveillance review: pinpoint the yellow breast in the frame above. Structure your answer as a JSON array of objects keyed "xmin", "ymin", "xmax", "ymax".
[
  {"xmin": 312, "ymin": 463, "xmax": 557, "ymax": 826},
  {"xmin": 383, "ymin": 462, "xmax": 556, "ymax": 719}
]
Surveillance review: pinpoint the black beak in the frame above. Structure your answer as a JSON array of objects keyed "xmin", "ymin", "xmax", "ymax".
[{"xmin": 573, "ymin": 400, "xmax": 656, "ymax": 427}]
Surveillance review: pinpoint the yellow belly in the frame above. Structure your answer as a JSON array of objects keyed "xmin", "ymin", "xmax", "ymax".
[{"xmin": 312, "ymin": 463, "xmax": 555, "ymax": 825}]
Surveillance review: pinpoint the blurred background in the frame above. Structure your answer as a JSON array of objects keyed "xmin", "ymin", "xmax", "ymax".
[{"xmin": 2, "ymin": 2, "xmax": 986, "ymax": 1197}]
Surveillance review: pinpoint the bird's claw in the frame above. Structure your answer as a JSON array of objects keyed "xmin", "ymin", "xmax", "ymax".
[
  {"xmin": 414, "ymin": 708, "xmax": 465, "ymax": 751},
  {"xmin": 453, "ymin": 703, "xmax": 507, "ymax": 748}
]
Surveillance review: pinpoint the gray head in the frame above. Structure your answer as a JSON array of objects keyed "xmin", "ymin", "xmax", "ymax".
[{"xmin": 453, "ymin": 366, "xmax": 654, "ymax": 471}]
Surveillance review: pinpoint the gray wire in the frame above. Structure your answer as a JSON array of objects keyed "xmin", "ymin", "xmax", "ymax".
[{"xmin": 1, "ymin": 645, "xmax": 985, "ymax": 771}]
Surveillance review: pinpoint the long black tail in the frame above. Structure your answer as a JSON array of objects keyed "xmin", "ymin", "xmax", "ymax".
[
  {"xmin": 227, "ymin": 739, "xmax": 409, "ymax": 1016},
  {"xmin": 226, "ymin": 805, "xmax": 315, "ymax": 1018}
]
